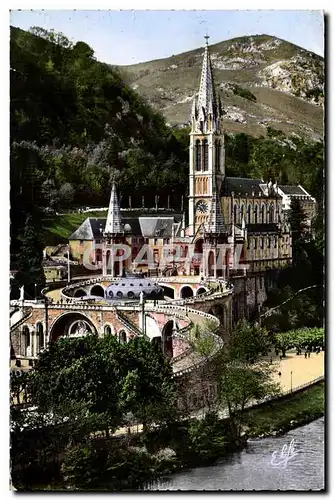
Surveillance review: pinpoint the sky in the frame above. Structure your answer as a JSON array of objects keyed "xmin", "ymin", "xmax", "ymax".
[{"xmin": 9, "ymin": 9, "xmax": 324, "ymax": 66}]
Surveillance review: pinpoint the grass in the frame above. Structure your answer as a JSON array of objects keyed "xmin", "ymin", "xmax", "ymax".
[
  {"xmin": 245, "ymin": 382, "xmax": 324, "ymax": 436},
  {"xmin": 42, "ymin": 211, "xmax": 108, "ymax": 245}
]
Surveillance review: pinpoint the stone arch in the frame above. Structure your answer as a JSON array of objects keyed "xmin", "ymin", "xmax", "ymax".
[
  {"xmin": 74, "ymin": 289, "xmax": 86, "ymax": 298},
  {"xmin": 162, "ymin": 286, "xmax": 174, "ymax": 299},
  {"xmin": 104, "ymin": 324, "xmax": 112, "ymax": 337},
  {"xmin": 161, "ymin": 320, "xmax": 173, "ymax": 358},
  {"xmin": 180, "ymin": 285, "xmax": 194, "ymax": 299},
  {"xmin": 90, "ymin": 284, "xmax": 104, "ymax": 297},
  {"xmin": 197, "ymin": 287, "xmax": 207, "ymax": 296},
  {"xmin": 49, "ymin": 312, "xmax": 98, "ymax": 342},
  {"xmin": 68, "ymin": 319, "xmax": 94, "ymax": 336},
  {"xmin": 194, "ymin": 238, "xmax": 204, "ymax": 254},
  {"xmin": 118, "ymin": 330, "xmax": 127, "ymax": 344}
]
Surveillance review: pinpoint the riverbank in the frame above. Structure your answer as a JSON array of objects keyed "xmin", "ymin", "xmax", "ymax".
[
  {"xmin": 142, "ymin": 380, "xmax": 325, "ymax": 489},
  {"xmin": 245, "ymin": 381, "xmax": 324, "ymax": 438},
  {"xmin": 14, "ymin": 381, "xmax": 324, "ymax": 491}
]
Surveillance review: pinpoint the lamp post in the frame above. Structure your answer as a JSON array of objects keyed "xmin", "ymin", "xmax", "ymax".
[
  {"xmin": 290, "ymin": 371, "xmax": 293, "ymax": 393},
  {"xmin": 34, "ymin": 283, "xmax": 37, "ymax": 302}
]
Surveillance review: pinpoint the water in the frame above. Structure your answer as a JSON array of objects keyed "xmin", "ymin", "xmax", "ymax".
[{"xmin": 149, "ymin": 418, "xmax": 325, "ymax": 491}]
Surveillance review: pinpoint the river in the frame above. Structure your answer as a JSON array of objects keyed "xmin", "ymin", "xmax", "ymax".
[{"xmin": 148, "ymin": 418, "xmax": 325, "ymax": 491}]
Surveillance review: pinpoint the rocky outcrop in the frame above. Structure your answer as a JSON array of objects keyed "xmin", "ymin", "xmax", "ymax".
[{"xmin": 120, "ymin": 35, "xmax": 324, "ymax": 141}]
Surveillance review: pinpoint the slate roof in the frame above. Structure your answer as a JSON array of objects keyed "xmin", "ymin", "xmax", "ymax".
[
  {"xmin": 246, "ymin": 223, "xmax": 279, "ymax": 234},
  {"xmin": 222, "ymin": 177, "xmax": 264, "ymax": 196},
  {"xmin": 139, "ymin": 217, "xmax": 174, "ymax": 238},
  {"xmin": 69, "ymin": 218, "xmax": 105, "ymax": 240},
  {"xmin": 69, "ymin": 215, "xmax": 182, "ymax": 240},
  {"xmin": 278, "ymin": 185, "xmax": 307, "ymax": 196}
]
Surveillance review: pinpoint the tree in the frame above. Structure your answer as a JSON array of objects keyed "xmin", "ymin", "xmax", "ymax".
[
  {"xmin": 41, "ymin": 178, "xmax": 59, "ymax": 211},
  {"xmin": 288, "ymin": 198, "xmax": 308, "ymax": 245},
  {"xmin": 15, "ymin": 214, "xmax": 45, "ymax": 298},
  {"xmin": 217, "ymin": 321, "xmax": 279, "ymax": 437},
  {"xmin": 119, "ymin": 337, "xmax": 178, "ymax": 432},
  {"xmin": 58, "ymin": 182, "xmax": 75, "ymax": 207},
  {"xmin": 190, "ymin": 320, "xmax": 279, "ymax": 438},
  {"xmin": 31, "ymin": 334, "xmax": 123, "ymax": 435}
]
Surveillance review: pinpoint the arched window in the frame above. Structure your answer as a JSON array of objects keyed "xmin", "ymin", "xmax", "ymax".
[
  {"xmin": 240, "ymin": 205, "xmax": 245, "ymax": 222},
  {"xmin": 203, "ymin": 139, "xmax": 209, "ymax": 171},
  {"xmin": 247, "ymin": 205, "xmax": 251, "ymax": 224},
  {"xmin": 195, "ymin": 140, "xmax": 201, "ymax": 171},
  {"xmin": 261, "ymin": 205, "xmax": 265, "ymax": 223},
  {"xmin": 36, "ymin": 323, "xmax": 44, "ymax": 352},
  {"xmin": 119, "ymin": 330, "xmax": 127, "ymax": 344},
  {"xmin": 104, "ymin": 325, "xmax": 111, "ymax": 336},
  {"xmin": 268, "ymin": 204, "xmax": 274, "ymax": 223},
  {"xmin": 254, "ymin": 205, "xmax": 258, "ymax": 224}
]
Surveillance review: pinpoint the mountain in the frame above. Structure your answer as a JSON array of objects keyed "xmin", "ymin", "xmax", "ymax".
[{"xmin": 118, "ymin": 35, "xmax": 324, "ymax": 142}]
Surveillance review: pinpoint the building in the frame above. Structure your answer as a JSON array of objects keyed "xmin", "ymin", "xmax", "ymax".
[
  {"xmin": 65, "ymin": 37, "xmax": 318, "ymax": 320},
  {"xmin": 276, "ymin": 184, "xmax": 316, "ymax": 229}
]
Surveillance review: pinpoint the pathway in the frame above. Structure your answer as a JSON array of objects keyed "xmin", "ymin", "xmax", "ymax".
[{"xmin": 272, "ymin": 350, "xmax": 324, "ymax": 392}]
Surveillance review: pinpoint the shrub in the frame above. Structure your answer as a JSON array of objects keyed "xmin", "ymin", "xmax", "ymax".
[{"xmin": 232, "ymin": 84, "xmax": 257, "ymax": 102}]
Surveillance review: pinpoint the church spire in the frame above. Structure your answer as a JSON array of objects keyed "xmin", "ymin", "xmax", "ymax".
[
  {"xmin": 104, "ymin": 180, "xmax": 123, "ymax": 235},
  {"xmin": 191, "ymin": 35, "xmax": 220, "ymax": 134}
]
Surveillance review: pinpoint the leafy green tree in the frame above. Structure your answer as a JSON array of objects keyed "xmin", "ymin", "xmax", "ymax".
[
  {"xmin": 15, "ymin": 214, "xmax": 45, "ymax": 297},
  {"xmin": 288, "ymin": 198, "xmax": 308, "ymax": 243},
  {"xmin": 119, "ymin": 337, "xmax": 178, "ymax": 432},
  {"xmin": 31, "ymin": 334, "xmax": 123, "ymax": 434},
  {"xmin": 191, "ymin": 320, "xmax": 279, "ymax": 437}
]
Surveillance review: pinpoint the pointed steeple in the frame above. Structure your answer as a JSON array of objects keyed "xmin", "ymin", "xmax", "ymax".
[
  {"xmin": 191, "ymin": 36, "xmax": 220, "ymax": 134},
  {"xmin": 104, "ymin": 181, "xmax": 123, "ymax": 235}
]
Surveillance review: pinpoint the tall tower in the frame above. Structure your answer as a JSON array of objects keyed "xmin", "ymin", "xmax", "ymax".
[
  {"xmin": 102, "ymin": 181, "xmax": 124, "ymax": 277},
  {"xmin": 188, "ymin": 36, "xmax": 225, "ymax": 237}
]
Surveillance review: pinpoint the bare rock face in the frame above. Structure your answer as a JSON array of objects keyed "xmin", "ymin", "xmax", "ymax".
[{"xmin": 118, "ymin": 35, "xmax": 324, "ymax": 141}]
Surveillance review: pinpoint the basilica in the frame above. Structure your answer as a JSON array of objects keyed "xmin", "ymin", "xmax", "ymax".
[{"xmin": 68, "ymin": 38, "xmax": 316, "ymax": 321}]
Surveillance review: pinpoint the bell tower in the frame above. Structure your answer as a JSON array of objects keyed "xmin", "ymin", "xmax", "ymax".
[{"xmin": 188, "ymin": 36, "xmax": 225, "ymax": 237}]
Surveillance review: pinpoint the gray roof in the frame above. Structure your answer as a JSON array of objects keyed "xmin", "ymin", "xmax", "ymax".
[
  {"xmin": 69, "ymin": 215, "xmax": 182, "ymax": 240},
  {"xmin": 278, "ymin": 185, "xmax": 307, "ymax": 196},
  {"xmin": 222, "ymin": 177, "xmax": 264, "ymax": 196},
  {"xmin": 139, "ymin": 217, "xmax": 174, "ymax": 238},
  {"xmin": 69, "ymin": 218, "xmax": 105, "ymax": 240}
]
